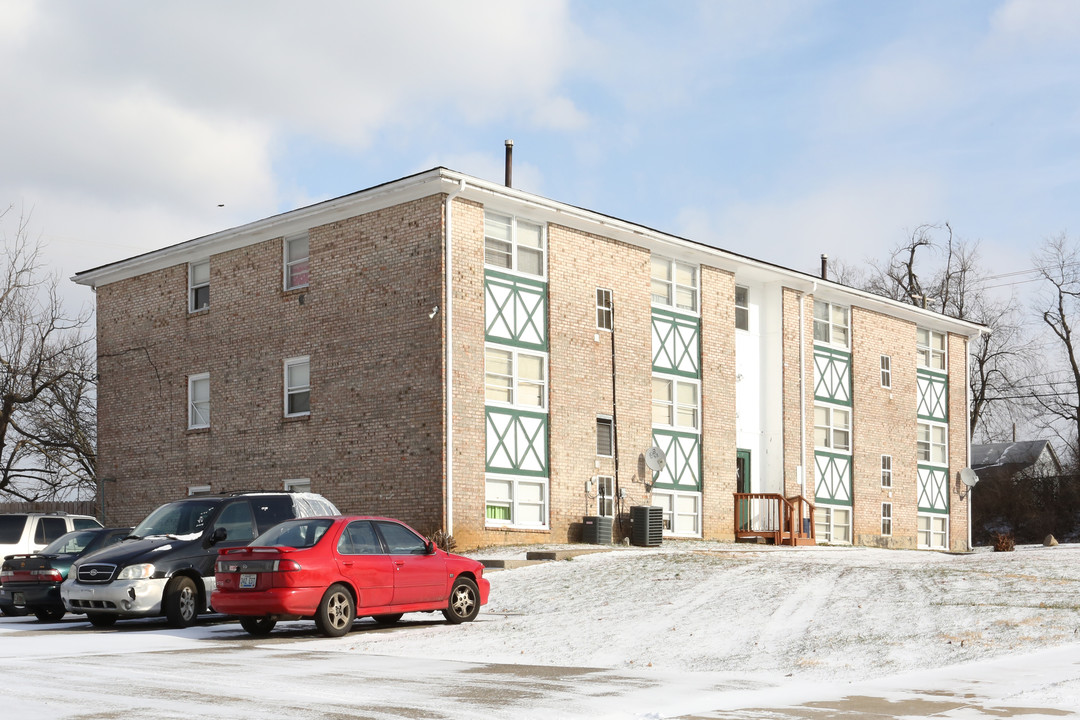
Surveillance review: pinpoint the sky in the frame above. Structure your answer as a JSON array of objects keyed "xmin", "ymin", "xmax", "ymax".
[{"xmin": 2, "ymin": 0, "xmax": 1080, "ymax": 313}]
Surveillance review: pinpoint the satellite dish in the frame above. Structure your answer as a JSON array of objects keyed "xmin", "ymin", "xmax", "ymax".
[
  {"xmin": 960, "ymin": 467, "xmax": 979, "ymax": 488},
  {"xmin": 644, "ymin": 446, "xmax": 667, "ymax": 473}
]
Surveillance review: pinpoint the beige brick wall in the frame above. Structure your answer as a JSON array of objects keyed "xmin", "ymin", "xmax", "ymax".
[
  {"xmin": 782, "ymin": 289, "xmax": 815, "ymax": 501},
  {"xmin": 97, "ymin": 196, "xmax": 447, "ymax": 531},
  {"xmin": 851, "ymin": 308, "xmax": 918, "ymax": 549},
  {"xmin": 700, "ymin": 267, "xmax": 737, "ymax": 540},
  {"xmin": 948, "ymin": 332, "xmax": 970, "ymax": 551}
]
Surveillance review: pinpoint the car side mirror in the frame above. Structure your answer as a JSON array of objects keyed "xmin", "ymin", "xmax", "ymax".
[
  {"xmin": 205, "ymin": 526, "xmax": 228, "ymax": 548},
  {"xmin": 426, "ymin": 540, "xmax": 436, "ymax": 555}
]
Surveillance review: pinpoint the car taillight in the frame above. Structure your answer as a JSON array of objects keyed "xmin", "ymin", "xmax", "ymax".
[
  {"xmin": 0, "ymin": 569, "xmax": 12, "ymax": 581},
  {"xmin": 33, "ymin": 569, "xmax": 64, "ymax": 582},
  {"xmin": 275, "ymin": 560, "xmax": 301, "ymax": 572}
]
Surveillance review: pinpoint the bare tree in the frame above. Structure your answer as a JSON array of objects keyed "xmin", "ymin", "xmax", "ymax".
[{"xmin": 0, "ymin": 206, "xmax": 96, "ymax": 500}]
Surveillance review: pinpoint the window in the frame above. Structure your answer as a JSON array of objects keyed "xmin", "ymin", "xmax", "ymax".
[
  {"xmin": 212, "ymin": 501, "xmax": 256, "ymax": 543},
  {"xmin": 187, "ymin": 485, "xmax": 211, "ymax": 497},
  {"xmin": 917, "ymin": 422, "xmax": 947, "ymax": 465},
  {"xmin": 284, "ymin": 479, "xmax": 311, "ymax": 493},
  {"xmin": 338, "ymin": 520, "xmax": 382, "ymax": 554},
  {"xmin": 376, "ymin": 521, "xmax": 429, "ymax": 555},
  {"xmin": 881, "ymin": 503, "xmax": 893, "ymax": 536},
  {"xmin": 596, "ymin": 288, "xmax": 613, "ymax": 331},
  {"xmin": 814, "ymin": 405, "xmax": 850, "ymax": 452},
  {"xmin": 188, "ymin": 373, "xmax": 210, "ymax": 429},
  {"xmin": 918, "ymin": 514, "xmax": 948, "ymax": 549},
  {"xmin": 596, "ymin": 416, "xmax": 614, "ymax": 457},
  {"xmin": 917, "ymin": 328, "xmax": 946, "ymax": 371},
  {"xmin": 652, "ymin": 377, "xmax": 699, "ymax": 430},
  {"xmin": 34, "ymin": 517, "xmax": 67, "ymax": 545},
  {"xmin": 881, "ymin": 455, "xmax": 892, "ymax": 488},
  {"xmin": 880, "ymin": 355, "xmax": 892, "ymax": 388},
  {"xmin": 189, "ymin": 261, "xmax": 209, "ymax": 312},
  {"xmin": 653, "ymin": 490, "xmax": 700, "ymax": 535},
  {"xmin": 735, "ymin": 286, "xmax": 749, "ymax": 331},
  {"xmin": 285, "ymin": 356, "xmax": 310, "ymax": 417},
  {"xmin": 813, "ymin": 300, "xmax": 849, "ymax": 347},
  {"xmin": 596, "ymin": 475, "xmax": 614, "ymax": 517},
  {"xmin": 284, "ymin": 234, "xmax": 310, "ymax": 290},
  {"xmin": 485, "ymin": 477, "xmax": 547, "ymax": 527},
  {"xmin": 814, "ymin": 506, "xmax": 851, "ymax": 543},
  {"xmin": 484, "ymin": 211, "xmax": 545, "ymax": 277},
  {"xmin": 484, "ymin": 347, "xmax": 546, "ymax": 409},
  {"xmin": 651, "ymin": 256, "xmax": 698, "ymax": 312}
]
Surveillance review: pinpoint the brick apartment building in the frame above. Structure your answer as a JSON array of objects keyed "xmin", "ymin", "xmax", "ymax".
[{"xmin": 74, "ymin": 167, "xmax": 983, "ymax": 551}]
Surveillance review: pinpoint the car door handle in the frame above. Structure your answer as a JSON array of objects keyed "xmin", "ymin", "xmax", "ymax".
[
  {"xmin": 394, "ymin": 561, "xmax": 405, "ymax": 569},
  {"xmin": 342, "ymin": 561, "xmax": 354, "ymax": 567}
]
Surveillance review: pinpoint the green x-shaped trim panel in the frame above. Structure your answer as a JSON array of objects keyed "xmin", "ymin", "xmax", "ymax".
[
  {"xmin": 917, "ymin": 465, "xmax": 950, "ymax": 513},
  {"xmin": 650, "ymin": 429, "xmax": 701, "ymax": 491},
  {"xmin": 652, "ymin": 308, "xmax": 700, "ymax": 379},
  {"xmin": 486, "ymin": 407, "xmax": 548, "ymax": 477},
  {"xmin": 814, "ymin": 346, "xmax": 852, "ymax": 406},
  {"xmin": 917, "ymin": 370, "xmax": 948, "ymax": 422},
  {"xmin": 814, "ymin": 451, "xmax": 852, "ymax": 505},
  {"xmin": 485, "ymin": 269, "xmax": 548, "ymax": 352}
]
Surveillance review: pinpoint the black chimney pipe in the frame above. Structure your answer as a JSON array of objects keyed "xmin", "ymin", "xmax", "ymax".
[
  {"xmin": 504, "ymin": 139, "xmax": 513, "ymax": 188},
  {"xmin": 820, "ymin": 253, "xmax": 828, "ymax": 280}
]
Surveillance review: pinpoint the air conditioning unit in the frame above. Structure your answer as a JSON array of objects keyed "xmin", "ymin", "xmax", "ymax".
[
  {"xmin": 630, "ymin": 505, "xmax": 663, "ymax": 547},
  {"xmin": 582, "ymin": 516, "xmax": 613, "ymax": 544}
]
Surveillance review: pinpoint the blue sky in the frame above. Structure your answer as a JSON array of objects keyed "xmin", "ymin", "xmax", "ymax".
[{"xmin": 2, "ymin": 0, "xmax": 1079, "ymax": 308}]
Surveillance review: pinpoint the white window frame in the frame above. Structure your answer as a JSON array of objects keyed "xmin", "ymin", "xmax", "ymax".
[
  {"xmin": 814, "ymin": 404, "xmax": 851, "ymax": 452},
  {"xmin": 813, "ymin": 300, "xmax": 850, "ymax": 348},
  {"xmin": 918, "ymin": 513, "xmax": 948, "ymax": 549},
  {"xmin": 484, "ymin": 346, "xmax": 548, "ymax": 411},
  {"xmin": 735, "ymin": 285, "xmax": 749, "ymax": 331},
  {"xmin": 596, "ymin": 475, "xmax": 614, "ymax": 517},
  {"xmin": 881, "ymin": 502, "xmax": 893, "ymax": 536},
  {"xmin": 596, "ymin": 288, "xmax": 613, "ymax": 331},
  {"xmin": 188, "ymin": 373, "xmax": 210, "ymax": 429},
  {"xmin": 187, "ymin": 485, "xmax": 211, "ymax": 497},
  {"xmin": 650, "ymin": 256, "xmax": 699, "ymax": 313},
  {"xmin": 189, "ymin": 260, "xmax": 210, "ymax": 313},
  {"xmin": 484, "ymin": 476, "xmax": 549, "ymax": 529},
  {"xmin": 652, "ymin": 376, "xmax": 700, "ymax": 431},
  {"xmin": 284, "ymin": 233, "xmax": 310, "ymax": 291},
  {"xmin": 284, "ymin": 479, "xmax": 311, "ymax": 493},
  {"xmin": 483, "ymin": 211, "xmax": 546, "ymax": 278},
  {"xmin": 917, "ymin": 421, "xmax": 948, "ymax": 466},
  {"xmin": 814, "ymin": 504, "xmax": 851, "ymax": 544},
  {"xmin": 917, "ymin": 328, "xmax": 947, "ymax": 371},
  {"xmin": 653, "ymin": 489, "xmax": 701, "ymax": 537},
  {"xmin": 881, "ymin": 455, "xmax": 892, "ymax": 488},
  {"xmin": 284, "ymin": 356, "xmax": 311, "ymax": 417},
  {"xmin": 880, "ymin": 355, "xmax": 892, "ymax": 388},
  {"xmin": 596, "ymin": 416, "xmax": 614, "ymax": 457}
]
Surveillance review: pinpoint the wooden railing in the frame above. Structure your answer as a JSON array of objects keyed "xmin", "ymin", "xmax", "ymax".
[{"xmin": 733, "ymin": 493, "xmax": 816, "ymax": 546}]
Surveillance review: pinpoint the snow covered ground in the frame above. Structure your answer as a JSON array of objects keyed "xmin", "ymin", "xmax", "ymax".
[{"xmin": 3, "ymin": 541, "xmax": 1080, "ymax": 718}]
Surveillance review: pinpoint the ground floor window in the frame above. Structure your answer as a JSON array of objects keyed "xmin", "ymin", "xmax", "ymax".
[
  {"xmin": 918, "ymin": 513, "xmax": 948, "ymax": 549},
  {"xmin": 881, "ymin": 502, "xmax": 892, "ymax": 536},
  {"xmin": 485, "ymin": 476, "xmax": 548, "ymax": 528},
  {"xmin": 815, "ymin": 504, "xmax": 851, "ymax": 544},
  {"xmin": 653, "ymin": 490, "xmax": 700, "ymax": 536},
  {"xmin": 596, "ymin": 475, "xmax": 614, "ymax": 517}
]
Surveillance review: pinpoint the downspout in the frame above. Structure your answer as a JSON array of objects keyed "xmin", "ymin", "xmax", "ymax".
[{"xmin": 444, "ymin": 179, "xmax": 466, "ymax": 535}]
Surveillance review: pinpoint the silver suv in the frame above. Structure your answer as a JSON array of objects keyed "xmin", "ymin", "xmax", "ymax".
[{"xmin": 1, "ymin": 512, "xmax": 103, "ymax": 616}]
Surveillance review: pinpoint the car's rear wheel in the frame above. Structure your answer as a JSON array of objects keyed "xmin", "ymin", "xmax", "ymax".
[
  {"xmin": 239, "ymin": 616, "xmax": 277, "ymax": 636},
  {"xmin": 442, "ymin": 577, "xmax": 480, "ymax": 624},
  {"xmin": 87, "ymin": 613, "xmax": 117, "ymax": 628},
  {"xmin": 0, "ymin": 603, "xmax": 28, "ymax": 617},
  {"xmin": 372, "ymin": 613, "xmax": 403, "ymax": 626},
  {"xmin": 164, "ymin": 576, "xmax": 199, "ymax": 628},
  {"xmin": 315, "ymin": 584, "xmax": 354, "ymax": 637},
  {"xmin": 31, "ymin": 606, "xmax": 66, "ymax": 622}
]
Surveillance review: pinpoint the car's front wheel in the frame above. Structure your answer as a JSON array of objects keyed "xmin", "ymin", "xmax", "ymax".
[
  {"xmin": 164, "ymin": 576, "xmax": 199, "ymax": 628},
  {"xmin": 239, "ymin": 616, "xmax": 277, "ymax": 636},
  {"xmin": 87, "ymin": 613, "xmax": 117, "ymax": 628},
  {"xmin": 31, "ymin": 606, "xmax": 66, "ymax": 622},
  {"xmin": 314, "ymin": 584, "xmax": 354, "ymax": 637},
  {"xmin": 442, "ymin": 577, "xmax": 480, "ymax": 624}
]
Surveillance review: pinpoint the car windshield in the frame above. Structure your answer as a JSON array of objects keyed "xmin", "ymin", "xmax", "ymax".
[
  {"xmin": 253, "ymin": 519, "xmax": 333, "ymax": 549},
  {"xmin": 131, "ymin": 500, "xmax": 219, "ymax": 538},
  {"xmin": 0, "ymin": 516, "xmax": 28, "ymax": 543},
  {"xmin": 42, "ymin": 530, "xmax": 99, "ymax": 555}
]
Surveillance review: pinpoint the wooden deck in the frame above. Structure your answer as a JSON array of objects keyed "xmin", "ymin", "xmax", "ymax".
[{"xmin": 734, "ymin": 493, "xmax": 816, "ymax": 546}]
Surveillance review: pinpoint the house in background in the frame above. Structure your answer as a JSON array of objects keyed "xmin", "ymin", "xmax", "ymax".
[
  {"xmin": 971, "ymin": 440, "xmax": 1063, "ymax": 483},
  {"xmin": 73, "ymin": 167, "xmax": 984, "ymax": 551}
]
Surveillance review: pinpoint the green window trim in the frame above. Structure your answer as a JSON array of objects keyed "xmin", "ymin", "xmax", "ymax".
[
  {"xmin": 813, "ymin": 348, "xmax": 853, "ymax": 407},
  {"xmin": 485, "ymin": 407, "xmax": 549, "ymax": 478},
  {"xmin": 484, "ymin": 269, "xmax": 548, "ymax": 352},
  {"xmin": 650, "ymin": 429, "xmax": 702, "ymax": 491},
  {"xmin": 651, "ymin": 311, "xmax": 701, "ymax": 379}
]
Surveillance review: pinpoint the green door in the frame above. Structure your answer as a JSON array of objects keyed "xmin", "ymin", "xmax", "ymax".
[{"xmin": 736, "ymin": 449, "xmax": 751, "ymax": 531}]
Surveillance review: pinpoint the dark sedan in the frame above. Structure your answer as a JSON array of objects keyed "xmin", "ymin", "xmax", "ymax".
[{"xmin": 1, "ymin": 527, "xmax": 131, "ymax": 621}]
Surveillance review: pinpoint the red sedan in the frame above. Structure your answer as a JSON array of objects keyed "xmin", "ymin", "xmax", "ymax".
[{"xmin": 212, "ymin": 516, "xmax": 489, "ymax": 637}]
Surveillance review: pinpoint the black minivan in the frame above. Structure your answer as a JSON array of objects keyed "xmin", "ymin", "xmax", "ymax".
[{"xmin": 61, "ymin": 492, "xmax": 339, "ymax": 627}]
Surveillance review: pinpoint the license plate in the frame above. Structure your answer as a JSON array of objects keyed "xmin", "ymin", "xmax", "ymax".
[
  {"xmin": 13, "ymin": 593, "xmax": 24, "ymax": 605},
  {"xmin": 239, "ymin": 574, "xmax": 257, "ymax": 589}
]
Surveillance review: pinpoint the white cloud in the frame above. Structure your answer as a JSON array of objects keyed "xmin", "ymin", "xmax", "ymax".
[{"xmin": 989, "ymin": 0, "xmax": 1080, "ymax": 49}]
